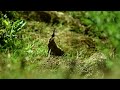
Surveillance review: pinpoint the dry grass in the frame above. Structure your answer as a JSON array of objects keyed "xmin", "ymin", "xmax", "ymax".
[{"xmin": 0, "ymin": 11, "xmax": 117, "ymax": 79}]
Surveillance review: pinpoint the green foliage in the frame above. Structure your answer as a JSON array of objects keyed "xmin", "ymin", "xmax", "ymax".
[
  {"xmin": 0, "ymin": 11, "xmax": 120, "ymax": 78},
  {"xmin": 77, "ymin": 11, "xmax": 120, "ymax": 76},
  {"xmin": 0, "ymin": 15, "xmax": 26, "ymax": 50}
]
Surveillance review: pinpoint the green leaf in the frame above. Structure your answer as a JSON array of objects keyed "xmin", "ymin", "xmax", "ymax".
[{"xmin": 12, "ymin": 20, "xmax": 26, "ymax": 33}]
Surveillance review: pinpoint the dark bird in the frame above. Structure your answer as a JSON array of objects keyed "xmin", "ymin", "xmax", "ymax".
[{"xmin": 48, "ymin": 29, "xmax": 64, "ymax": 56}]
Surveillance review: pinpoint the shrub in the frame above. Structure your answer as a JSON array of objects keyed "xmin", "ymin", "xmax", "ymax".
[{"xmin": 0, "ymin": 15, "xmax": 26, "ymax": 50}]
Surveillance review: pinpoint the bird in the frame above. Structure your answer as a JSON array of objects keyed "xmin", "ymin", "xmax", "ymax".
[{"xmin": 48, "ymin": 29, "xmax": 64, "ymax": 56}]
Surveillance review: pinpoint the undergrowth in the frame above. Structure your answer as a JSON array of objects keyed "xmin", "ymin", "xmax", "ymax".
[{"xmin": 0, "ymin": 11, "xmax": 120, "ymax": 79}]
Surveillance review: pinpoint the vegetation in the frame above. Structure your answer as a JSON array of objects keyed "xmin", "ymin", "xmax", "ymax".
[{"xmin": 0, "ymin": 11, "xmax": 120, "ymax": 79}]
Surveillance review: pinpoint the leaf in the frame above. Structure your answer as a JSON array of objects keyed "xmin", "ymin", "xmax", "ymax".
[{"xmin": 12, "ymin": 20, "xmax": 26, "ymax": 33}]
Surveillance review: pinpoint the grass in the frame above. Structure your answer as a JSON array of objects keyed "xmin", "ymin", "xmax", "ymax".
[{"xmin": 0, "ymin": 11, "xmax": 120, "ymax": 79}]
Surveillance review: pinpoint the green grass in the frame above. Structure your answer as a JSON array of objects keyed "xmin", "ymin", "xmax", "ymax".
[{"xmin": 0, "ymin": 11, "xmax": 120, "ymax": 79}]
